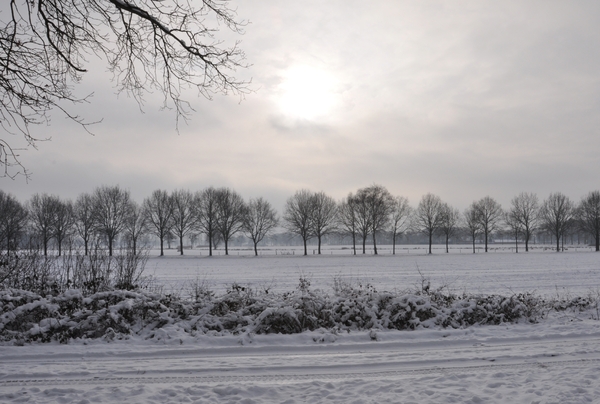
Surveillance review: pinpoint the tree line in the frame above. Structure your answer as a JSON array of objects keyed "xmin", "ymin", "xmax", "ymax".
[
  {"xmin": 283, "ymin": 187, "xmax": 600, "ymax": 255},
  {"xmin": 1, "ymin": 185, "xmax": 600, "ymax": 256},
  {"xmin": 0, "ymin": 186, "xmax": 277, "ymax": 257}
]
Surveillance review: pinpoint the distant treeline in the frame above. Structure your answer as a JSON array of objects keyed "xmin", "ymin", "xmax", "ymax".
[{"xmin": 1, "ymin": 185, "xmax": 600, "ymax": 257}]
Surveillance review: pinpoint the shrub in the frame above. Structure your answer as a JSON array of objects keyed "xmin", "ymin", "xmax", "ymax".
[
  {"xmin": 254, "ymin": 307, "xmax": 302, "ymax": 334},
  {"xmin": 0, "ymin": 276, "xmax": 582, "ymax": 344}
]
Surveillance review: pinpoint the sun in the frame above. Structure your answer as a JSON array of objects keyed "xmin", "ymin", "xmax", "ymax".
[{"xmin": 276, "ymin": 65, "xmax": 338, "ymax": 121}]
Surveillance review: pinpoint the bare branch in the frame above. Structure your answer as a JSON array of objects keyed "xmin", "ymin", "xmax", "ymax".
[{"xmin": 1, "ymin": 0, "xmax": 250, "ymax": 178}]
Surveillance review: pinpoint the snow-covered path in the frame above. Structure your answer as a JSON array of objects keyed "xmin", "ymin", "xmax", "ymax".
[{"xmin": 2, "ymin": 315, "xmax": 600, "ymax": 403}]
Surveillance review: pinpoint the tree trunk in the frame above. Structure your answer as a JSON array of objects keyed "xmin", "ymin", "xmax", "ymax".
[
  {"xmin": 352, "ymin": 233, "xmax": 356, "ymax": 255},
  {"xmin": 225, "ymin": 238, "xmax": 229, "ymax": 255},
  {"xmin": 318, "ymin": 235, "xmax": 322, "ymax": 254},
  {"xmin": 428, "ymin": 231, "xmax": 432, "ymax": 254},
  {"xmin": 254, "ymin": 240, "xmax": 258, "ymax": 256},
  {"xmin": 484, "ymin": 231, "xmax": 489, "ymax": 252},
  {"xmin": 445, "ymin": 235, "xmax": 449, "ymax": 253},
  {"xmin": 392, "ymin": 233, "xmax": 396, "ymax": 255},
  {"xmin": 373, "ymin": 232, "xmax": 378, "ymax": 255},
  {"xmin": 159, "ymin": 236, "xmax": 164, "ymax": 256},
  {"xmin": 179, "ymin": 236, "xmax": 184, "ymax": 255},
  {"xmin": 472, "ymin": 235, "xmax": 476, "ymax": 254},
  {"xmin": 303, "ymin": 236, "xmax": 307, "ymax": 256}
]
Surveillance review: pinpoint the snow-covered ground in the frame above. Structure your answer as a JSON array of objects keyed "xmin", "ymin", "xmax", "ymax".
[
  {"xmin": 148, "ymin": 244, "xmax": 600, "ymax": 298},
  {"xmin": 1, "ymin": 246, "xmax": 600, "ymax": 403},
  {"xmin": 1, "ymin": 315, "xmax": 599, "ymax": 403}
]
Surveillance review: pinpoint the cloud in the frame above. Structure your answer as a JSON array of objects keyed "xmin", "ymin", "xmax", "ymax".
[{"xmin": 3, "ymin": 0, "xmax": 600, "ymax": 214}]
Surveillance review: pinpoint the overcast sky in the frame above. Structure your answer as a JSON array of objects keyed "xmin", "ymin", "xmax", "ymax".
[{"xmin": 3, "ymin": 0, "xmax": 600, "ymax": 213}]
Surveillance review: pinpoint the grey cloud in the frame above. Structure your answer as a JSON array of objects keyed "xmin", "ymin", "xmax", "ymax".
[{"xmin": 3, "ymin": 0, "xmax": 600, "ymax": 214}]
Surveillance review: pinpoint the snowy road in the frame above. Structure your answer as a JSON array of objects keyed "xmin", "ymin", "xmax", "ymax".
[{"xmin": 2, "ymin": 318, "xmax": 600, "ymax": 403}]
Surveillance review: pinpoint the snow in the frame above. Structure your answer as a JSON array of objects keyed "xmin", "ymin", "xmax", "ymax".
[
  {"xmin": 148, "ymin": 245, "xmax": 600, "ymax": 297},
  {"xmin": 1, "ymin": 246, "xmax": 600, "ymax": 403}
]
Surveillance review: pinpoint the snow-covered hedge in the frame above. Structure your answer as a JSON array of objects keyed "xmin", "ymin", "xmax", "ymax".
[{"xmin": 2, "ymin": 276, "xmax": 584, "ymax": 344}]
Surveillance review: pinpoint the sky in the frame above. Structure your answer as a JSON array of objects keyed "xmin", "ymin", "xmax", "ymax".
[{"xmin": 2, "ymin": 0, "xmax": 600, "ymax": 213}]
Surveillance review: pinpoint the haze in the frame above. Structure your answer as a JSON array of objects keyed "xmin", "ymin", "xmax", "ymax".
[{"xmin": 3, "ymin": 0, "xmax": 599, "ymax": 213}]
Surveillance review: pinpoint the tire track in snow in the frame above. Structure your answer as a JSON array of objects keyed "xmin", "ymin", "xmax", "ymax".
[
  {"xmin": 2, "ymin": 357, "xmax": 599, "ymax": 388},
  {"xmin": 4, "ymin": 333, "xmax": 600, "ymax": 364}
]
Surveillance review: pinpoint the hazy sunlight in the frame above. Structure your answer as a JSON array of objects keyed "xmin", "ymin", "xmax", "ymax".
[{"xmin": 276, "ymin": 65, "xmax": 338, "ymax": 121}]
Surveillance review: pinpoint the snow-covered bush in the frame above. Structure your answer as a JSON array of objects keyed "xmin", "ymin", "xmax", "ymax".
[
  {"xmin": 254, "ymin": 307, "xmax": 303, "ymax": 334},
  {"xmin": 551, "ymin": 293, "xmax": 600, "ymax": 320},
  {"xmin": 0, "ymin": 276, "xmax": 591, "ymax": 345},
  {"xmin": 378, "ymin": 294, "xmax": 439, "ymax": 330},
  {"xmin": 0, "ymin": 289, "xmax": 176, "ymax": 343},
  {"xmin": 445, "ymin": 293, "xmax": 544, "ymax": 327}
]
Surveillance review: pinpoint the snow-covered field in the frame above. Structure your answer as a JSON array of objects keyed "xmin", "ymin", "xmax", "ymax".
[
  {"xmin": 148, "ymin": 244, "xmax": 600, "ymax": 298},
  {"xmin": 1, "ymin": 245, "xmax": 600, "ymax": 403}
]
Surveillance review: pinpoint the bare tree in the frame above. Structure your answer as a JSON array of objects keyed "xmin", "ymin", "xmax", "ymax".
[
  {"xmin": 353, "ymin": 190, "xmax": 372, "ymax": 254},
  {"xmin": 283, "ymin": 190, "xmax": 315, "ymax": 256},
  {"xmin": 171, "ymin": 189, "xmax": 196, "ymax": 255},
  {"xmin": 361, "ymin": 185, "xmax": 395, "ymax": 255},
  {"xmin": 214, "ymin": 188, "xmax": 247, "ymax": 255},
  {"xmin": 143, "ymin": 189, "xmax": 173, "ymax": 256},
  {"xmin": 123, "ymin": 200, "xmax": 147, "ymax": 255},
  {"xmin": 0, "ymin": 190, "xmax": 28, "ymax": 252},
  {"xmin": 413, "ymin": 193, "xmax": 443, "ymax": 254},
  {"xmin": 93, "ymin": 185, "xmax": 131, "ymax": 256},
  {"xmin": 195, "ymin": 187, "xmax": 219, "ymax": 257},
  {"xmin": 474, "ymin": 196, "xmax": 503, "ymax": 253},
  {"xmin": 578, "ymin": 191, "xmax": 600, "ymax": 251},
  {"xmin": 463, "ymin": 203, "xmax": 481, "ymax": 254},
  {"xmin": 1, "ymin": 0, "xmax": 249, "ymax": 178},
  {"xmin": 504, "ymin": 209, "xmax": 522, "ymax": 253},
  {"xmin": 337, "ymin": 194, "xmax": 359, "ymax": 255},
  {"xmin": 351, "ymin": 185, "xmax": 395, "ymax": 254},
  {"xmin": 509, "ymin": 192, "xmax": 540, "ymax": 252},
  {"xmin": 53, "ymin": 198, "xmax": 75, "ymax": 256},
  {"xmin": 389, "ymin": 196, "xmax": 411, "ymax": 255},
  {"xmin": 74, "ymin": 193, "xmax": 96, "ymax": 255},
  {"xmin": 212, "ymin": 231, "xmax": 223, "ymax": 251},
  {"xmin": 243, "ymin": 197, "xmax": 279, "ymax": 256},
  {"xmin": 311, "ymin": 191, "xmax": 338, "ymax": 254},
  {"xmin": 189, "ymin": 233, "xmax": 200, "ymax": 249},
  {"xmin": 28, "ymin": 193, "xmax": 60, "ymax": 255},
  {"xmin": 439, "ymin": 203, "xmax": 460, "ymax": 253},
  {"xmin": 541, "ymin": 192, "xmax": 574, "ymax": 252},
  {"xmin": 166, "ymin": 231, "xmax": 176, "ymax": 250}
]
